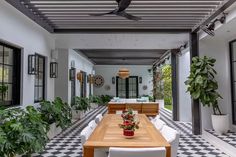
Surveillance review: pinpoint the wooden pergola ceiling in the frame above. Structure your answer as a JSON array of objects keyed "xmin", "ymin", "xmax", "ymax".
[
  {"xmin": 78, "ymin": 49, "xmax": 167, "ymax": 65},
  {"xmin": 6, "ymin": 0, "xmax": 234, "ymax": 33}
]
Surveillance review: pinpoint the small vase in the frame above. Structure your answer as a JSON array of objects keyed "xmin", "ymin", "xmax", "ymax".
[{"xmin": 123, "ymin": 130, "xmax": 134, "ymax": 138}]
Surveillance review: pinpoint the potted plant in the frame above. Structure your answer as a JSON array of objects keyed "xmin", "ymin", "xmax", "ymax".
[
  {"xmin": 40, "ymin": 97, "xmax": 72, "ymax": 139},
  {"xmin": 72, "ymin": 97, "xmax": 90, "ymax": 119},
  {"xmin": 119, "ymin": 109, "xmax": 139, "ymax": 138},
  {"xmin": 185, "ymin": 56, "xmax": 229, "ymax": 134},
  {"xmin": 89, "ymin": 95, "xmax": 102, "ymax": 109},
  {"xmin": 0, "ymin": 106, "xmax": 48, "ymax": 157}
]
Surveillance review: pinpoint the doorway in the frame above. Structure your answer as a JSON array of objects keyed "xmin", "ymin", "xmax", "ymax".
[{"xmin": 116, "ymin": 76, "xmax": 139, "ymax": 98}]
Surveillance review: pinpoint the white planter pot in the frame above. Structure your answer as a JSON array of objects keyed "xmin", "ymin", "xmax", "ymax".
[
  {"xmin": 211, "ymin": 114, "xmax": 229, "ymax": 134},
  {"xmin": 156, "ymin": 99, "xmax": 164, "ymax": 109},
  {"xmin": 72, "ymin": 110, "xmax": 81, "ymax": 119},
  {"xmin": 47, "ymin": 123, "xmax": 62, "ymax": 139},
  {"xmin": 90, "ymin": 103, "xmax": 98, "ymax": 109},
  {"xmin": 47, "ymin": 123, "xmax": 56, "ymax": 139}
]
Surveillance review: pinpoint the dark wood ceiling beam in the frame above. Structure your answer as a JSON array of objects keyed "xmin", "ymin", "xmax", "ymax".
[
  {"xmin": 88, "ymin": 57, "xmax": 160, "ymax": 60},
  {"xmin": 6, "ymin": 0, "xmax": 54, "ymax": 32}
]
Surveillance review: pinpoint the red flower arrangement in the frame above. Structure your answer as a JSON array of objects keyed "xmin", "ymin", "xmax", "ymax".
[{"xmin": 119, "ymin": 109, "xmax": 139, "ymax": 137}]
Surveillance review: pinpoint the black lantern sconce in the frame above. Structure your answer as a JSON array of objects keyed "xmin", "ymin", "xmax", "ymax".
[
  {"xmin": 28, "ymin": 54, "xmax": 37, "ymax": 75},
  {"xmin": 69, "ymin": 68, "xmax": 76, "ymax": 81},
  {"xmin": 112, "ymin": 77, "xmax": 115, "ymax": 84},
  {"xmin": 139, "ymin": 77, "xmax": 142, "ymax": 84},
  {"xmin": 50, "ymin": 62, "xmax": 58, "ymax": 78}
]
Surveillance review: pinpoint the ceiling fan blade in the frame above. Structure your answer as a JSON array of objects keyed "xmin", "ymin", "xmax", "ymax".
[
  {"xmin": 117, "ymin": 11, "xmax": 142, "ymax": 21},
  {"xmin": 89, "ymin": 10, "xmax": 115, "ymax": 16}
]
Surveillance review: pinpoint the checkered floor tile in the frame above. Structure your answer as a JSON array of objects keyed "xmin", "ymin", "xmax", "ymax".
[
  {"xmin": 206, "ymin": 130, "xmax": 236, "ymax": 148},
  {"xmin": 34, "ymin": 107, "xmax": 229, "ymax": 157},
  {"xmin": 160, "ymin": 109, "xmax": 229, "ymax": 157}
]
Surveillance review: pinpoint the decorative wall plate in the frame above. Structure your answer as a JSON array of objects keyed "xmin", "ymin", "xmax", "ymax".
[
  {"xmin": 94, "ymin": 75, "xmax": 104, "ymax": 88},
  {"xmin": 142, "ymin": 85, "xmax": 148, "ymax": 90}
]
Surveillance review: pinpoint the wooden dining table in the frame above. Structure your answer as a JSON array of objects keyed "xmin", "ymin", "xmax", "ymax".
[{"xmin": 83, "ymin": 114, "xmax": 171, "ymax": 157}]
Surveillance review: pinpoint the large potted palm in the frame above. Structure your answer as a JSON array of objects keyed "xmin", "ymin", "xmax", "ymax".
[{"xmin": 185, "ymin": 56, "xmax": 229, "ymax": 134}]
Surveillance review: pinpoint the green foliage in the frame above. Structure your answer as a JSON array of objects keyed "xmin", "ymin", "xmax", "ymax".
[
  {"xmin": 162, "ymin": 65, "xmax": 172, "ymax": 106},
  {"xmin": 72, "ymin": 97, "xmax": 90, "ymax": 112},
  {"xmin": 40, "ymin": 97, "xmax": 72, "ymax": 129},
  {"xmin": 0, "ymin": 106, "xmax": 48, "ymax": 157},
  {"xmin": 100, "ymin": 95, "xmax": 112, "ymax": 105},
  {"xmin": 185, "ymin": 56, "xmax": 222, "ymax": 115},
  {"xmin": 0, "ymin": 84, "xmax": 8, "ymax": 106},
  {"xmin": 89, "ymin": 95, "xmax": 102, "ymax": 105}
]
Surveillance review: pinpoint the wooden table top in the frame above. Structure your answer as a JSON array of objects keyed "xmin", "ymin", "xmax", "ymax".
[{"xmin": 84, "ymin": 114, "xmax": 170, "ymax": 148}]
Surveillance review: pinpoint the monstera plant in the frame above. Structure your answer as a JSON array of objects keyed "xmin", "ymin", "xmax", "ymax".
[
  {"xmin": 185, "ymin": 56, "xmax": 229, "ymax": 134},
  {"xmin": 0, "ymin": 106, "xmax": 48, "ymax": 157}
]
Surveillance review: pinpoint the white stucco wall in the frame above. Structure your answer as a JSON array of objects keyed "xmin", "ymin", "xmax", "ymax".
[
  {"xmin": 68, "ymin": 49, "xmax": 94, "ymax": 104},
  {"xmin": 93, "ymin": 65, "xmax": 153, "ymax": 97},
  {"xmin": 0, "ymin": 1, "xmax": 55, "ymax": 106},
  {"xmin": 199, "ymin": 39, "xmax": 233, "ymax": 130},
  {"xmin": 177, "ymin": 49, "xmax": 192, "ymax": 122}
]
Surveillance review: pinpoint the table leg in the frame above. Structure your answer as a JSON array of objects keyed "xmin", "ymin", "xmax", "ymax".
[
  {"xmin": 83, "ymin": 147, "xmax": 94, "ymax": 157},
  {"xmin": 166, "ymin": 146, "xmax": 171, "ymax": 157}
]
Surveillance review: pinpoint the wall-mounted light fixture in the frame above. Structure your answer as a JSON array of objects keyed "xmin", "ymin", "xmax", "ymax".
[
  {"xmin": 201, "ymin": 13, "xmax": 226, "ymax": 36},
  {"xmin": 69, "ymin": 68, "xmax": 76, "ymax": 81},
  {"xmin": 77, "ymin": 71, "xmax": 83, "ymax": 83},
  {"xmin": 112, "ymin": 77, "xmax": 115, "ymax": 84},
  {"xmin": 139, "ymin": 77, "xmax": 142, "ymax": 84},
  {"xmin": 50, "ymin": 62, "xmax": 58, "ymax": 78},
  {"xmin": 28, "ymin": 54, "xmax": 37, "ymax": 75},
  {"xmin": 87, "ymin": 74, "xmax": 94, "ymax": 84}
]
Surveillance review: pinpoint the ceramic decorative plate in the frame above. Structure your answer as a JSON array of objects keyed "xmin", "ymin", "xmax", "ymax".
[{"xmin": 94, "ymin": 75, "xmax": 104, "ymax": 88}]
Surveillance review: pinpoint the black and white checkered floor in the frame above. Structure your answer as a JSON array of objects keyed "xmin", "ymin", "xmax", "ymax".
[
  {"xmin": 205, "ymin": 130, "xmax": 236, "ymax": 149},
  {"xmin": 34, "ymin": 107, "xmax": 229, "ymax": 157}
]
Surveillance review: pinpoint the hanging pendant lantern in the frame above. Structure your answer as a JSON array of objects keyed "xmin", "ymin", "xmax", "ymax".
[{"xmin": 118, "ymin": 68, "xmax": 130, "ymax": 79}]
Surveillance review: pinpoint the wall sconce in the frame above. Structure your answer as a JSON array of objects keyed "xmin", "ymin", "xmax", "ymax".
[
  {"xmin": 77, "ymin": 71, "xmax": 83, "ymax": 83},
  {"xmin": 50, "ymin": 62, "xmax": 58, "ymax": 78},
  {"xmin": 87, "ymin": 74, "xmax": 94, "ymax": 84},
  {"xmin": 112, "ymin": 77, "xmax": 115, "ymax": 84},
  {"xmin": 139, "ymin": 77, "xmax": 142, "ymax": 84},
  {"xmin": 28, "ymin": 54, "xmax": 37, "ymax": 75},
  {"xmin": 69, "ymin": 68, "xmax": 76, "ymax": 81}
]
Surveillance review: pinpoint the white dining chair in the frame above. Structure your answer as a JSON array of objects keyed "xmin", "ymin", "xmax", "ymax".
[
  {"xmin": 161, "ymin": 125, "xmax": 180, "ymax": 157},
  {"xmin": 80, "ymin": 126, "xmax": 93, "ymax": 145},
  {"xmin": 116, "ymin": 110, "xmax": 123, "ymax": 114},
  {"xmin": 88, "ymin": 120, "xmax": 97, "ymax": 131},
  {"xmin": 151, "ymin": 115, "xmax": 160, "ymax": 124},
  {"xmin": 133, "ymin": 110, "xmax": 138, "ymax": 114},
  {"xmin": 153, "ymin": 118, "xmax": 166, "ymax": 130},
  {"xmin": 108, "ymin": 147, "xmax": 166, "ymax": 157},
  {"xmin": 95, "ymin": 114, "xmax": 103, "ymax": 124}
]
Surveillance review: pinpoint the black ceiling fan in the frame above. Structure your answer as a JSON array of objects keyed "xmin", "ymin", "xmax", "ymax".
[{"xmin": 89, "ymin": 0, "xmax": 142, "ymax": 21}]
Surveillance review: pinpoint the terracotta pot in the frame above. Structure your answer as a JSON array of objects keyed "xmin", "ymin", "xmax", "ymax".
[{"xmin": 123, "ymin": 130, "xmax": 134, "ymax": 137}]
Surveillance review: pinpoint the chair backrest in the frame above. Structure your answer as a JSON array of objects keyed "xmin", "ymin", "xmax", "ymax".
[
  {"xmin": 95, "ymin": 114, "xmax": 103, "ymax": 124},
  {"xmin": 151, "ymin": 115, "xmax": 160, "ymax": 124},
  {"xmin": 108, "ymin": 147, "xmax": 166, "ymax": 157},
  {"xmin": 116, "ymin": 110, "xmax": 123, "ymax": 115},
  {"xmin": 153, "ymin": 118, "xmax": 166, "ymax": 130},
  {"xmin": 88, "ymin": 120, "xmax": 97, "ymax": 131},
  {"xmin": 80, "ymin": 126, "xmax": 93, "ymax": 145},
  {"xmin": 161, "ymin": 125, "xmax": 180, "ymax": 157}
]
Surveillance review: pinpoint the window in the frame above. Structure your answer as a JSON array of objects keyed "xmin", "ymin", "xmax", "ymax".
[
  {"xmin": 116, "ymin": 76, "xmax": 139, "ymax": 98},
  {"xmin": 34, "ymin": 54, "xmax": 45, "ymax": 102},
  {"xmin": 0, "ymin": 42, "xmax": 21, "ymax": 106},
  {"xmin": 230, "ymin": 40, "xmax": 236, "ymax": 124}
]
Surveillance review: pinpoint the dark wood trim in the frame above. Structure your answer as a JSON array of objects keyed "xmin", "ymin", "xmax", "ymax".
[
  {"xmin": 171, "ymin": 51, "xmax": 179, "ymax": 121},
  {"xmin": 189, "ymin": 32, "xmax": 201, "ymax": 135},
  {"xmin": 54, "ymin": 29, "xmax": 192, "ymax": 34},
  {"xmin": 229, "ymin": 39, "xmax": 236, "ymax": 124},
  {"xmin": 192, "ymin": 0, "xmax": 236, "ymax": 33}
]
